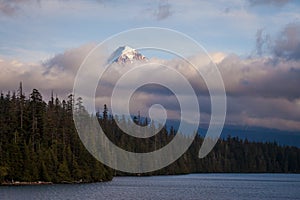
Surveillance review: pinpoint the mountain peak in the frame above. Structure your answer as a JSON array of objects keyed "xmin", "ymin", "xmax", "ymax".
[{"xmin": 109, "ymin": 46, "xmax": 147, "ymax": 64}]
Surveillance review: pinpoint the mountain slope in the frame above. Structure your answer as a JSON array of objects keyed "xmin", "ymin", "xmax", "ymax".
[{"xmin": 108, "ymin": 46, "xmax": 147, "ymax": 64}]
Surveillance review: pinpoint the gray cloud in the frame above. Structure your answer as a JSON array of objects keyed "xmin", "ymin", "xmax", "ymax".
[
  {"xmin": 273, "ymin": 22, "xmax": 300, "ymax": 60},
  {"xmin": 255, "ymin": 22, "xmax": 300, "ymax": 60},
  {"xmin": 248, "ymin": 0, "xmax": 291, "ymax": 7},
  {"xmin": 0, "ymin": 1, "xmax": 17, "ymax": 16},
  {"xmin": 95, "ymin": 53, "xmax": 300, "ymax": 130},
  {"xmin": 154, "ymin": 0, "xmax": 172, "ymax": 21},
  {"xmin": 219, "ymin": 54, "xmax": 300, "ymax": 100},
  {"xmin": 0, "ymin": 0, "xmax": 38, "ymax": 16},
  {"xmin": 0, "ymin": 43, "xmax": 94, "ymax": 98},
  {"xmin": 226, "ymin": 96, "xmax": 300, "ymax": 130},
  {"xmin": 44, "ymin": 43, "xmax": 95, "ymax": 73},
  {"xmin": 255, "ymin": 28, "xmax": 271, "ymax": 56}
]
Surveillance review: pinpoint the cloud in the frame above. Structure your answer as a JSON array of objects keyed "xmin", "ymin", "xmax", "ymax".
[
  {"xmin": 248, "ymin": 0, "xmax": 291, "ymax": 7},
  {"xmin": 0, "ymin": 43, "xmax": 94, "ymax": 98},
  {"xmin": 216, "ymin": 53, "xmax": 300, "ymax": 130},
  {"xmin": 255, "ymin": 28, "xmax": 271, "ymax": 56},
  {"xmin": 273, "ymin": 22, "xmax": 300, "ymax": 60},
  {"xmin": 226, "ymin": 96, "xmax": 300, "ymax": 130},
  {"xmin": 0, "ymin": 0, "xmax": 38, "ymax": 16},
  {"xmin": 44, "ymin": 43, "xmax": 95, "ymax": 73},
  {"xmin": 0, "ymin": 1, "xmax": 17, "ymax": 16},
  {"xmin": 219, "ymin": 54, "xmax": 300, "ymax": 100},
  {"xmin": 1, "ymin": 42, "xmax": 300, "ymax": 131},
  {"xmin": 93, "ymin": 51, "xmax": 300, "ymax": 130},
  {"xmin": 153, "ymin": 0, "xmax": 172, "ymax": 20},
  {"xmin": 255, "ymin": 22, "xmax": 300, "ymax": 60}
]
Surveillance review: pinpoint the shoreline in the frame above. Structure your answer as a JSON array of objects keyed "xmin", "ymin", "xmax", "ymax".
[
  {"xmin": 1, "ymin": 181, "xmax": 53, "ymax": 186},
  {"xmin": 2, "ymin": 172, "xmax": 300, "ymax": 186},
  {"xmin": 0, "ymin": 178, "xmax": 112, "ymax": 186}
]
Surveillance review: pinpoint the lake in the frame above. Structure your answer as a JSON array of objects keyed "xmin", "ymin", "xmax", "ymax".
[{"xmin": 1, "ymin": 174, "xmax": 299, "ymax": 200}]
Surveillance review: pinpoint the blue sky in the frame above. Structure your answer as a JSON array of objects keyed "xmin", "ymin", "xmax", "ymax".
[
  {"xmin": 0, "ymin": 0, "xmax": 299, "ymax": 61},
  {"xmin": 0, "ymin": 0, "xmax": 300, "ymax": 132}
]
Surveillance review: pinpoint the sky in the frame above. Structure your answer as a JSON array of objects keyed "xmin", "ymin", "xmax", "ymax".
[{"xmin": 0, "ymin": 0, "xmax": 300, "ymax": 132}]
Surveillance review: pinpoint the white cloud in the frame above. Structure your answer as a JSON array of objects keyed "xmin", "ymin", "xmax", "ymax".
[{"xmin": 210, "ymin": 52, "xmax": 227, "ymax": 63}]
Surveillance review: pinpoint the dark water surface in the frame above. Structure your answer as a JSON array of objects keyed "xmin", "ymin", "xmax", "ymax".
[{"xmin": 1, "ymin": 174, "xmax": 299, "ymax": 200}]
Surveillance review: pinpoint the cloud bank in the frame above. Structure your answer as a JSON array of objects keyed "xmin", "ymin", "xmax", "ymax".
[
  {"xmin": 0, "ymin": 43, "xmax": 95, "ymax": 98},
  {"xmin": 1, "ymin": 43, "xmax": 299, "ymax": 131}
]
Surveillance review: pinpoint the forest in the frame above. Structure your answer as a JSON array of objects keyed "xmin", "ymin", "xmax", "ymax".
[{"xmin": 0, "ymin": 85, "xmax": 299, "ymax": 184}]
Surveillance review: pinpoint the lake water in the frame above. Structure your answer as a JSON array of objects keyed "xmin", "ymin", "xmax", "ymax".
[{"xmin": 1, "ymin": 174, "xmax": 299, "ymax": 200}]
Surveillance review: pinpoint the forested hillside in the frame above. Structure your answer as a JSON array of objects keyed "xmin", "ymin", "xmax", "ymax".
[
  {"xmin": 0, "ymin": 85, "xmax": 299, "ymax": 184},
  {"xmin": 0, "ymin": 86, "xmax": 113, "ymax": 183}
]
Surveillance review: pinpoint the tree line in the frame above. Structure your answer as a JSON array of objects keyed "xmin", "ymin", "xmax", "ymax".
[
  {"xmin": 0, "ymin": 84, "xmax": 113, "ymax": 183},
  {"xmin": 0, "ymin": 85, "xmax": 299, "ymax": 184}
]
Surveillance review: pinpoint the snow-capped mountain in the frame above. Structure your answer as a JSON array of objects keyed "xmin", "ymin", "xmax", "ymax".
[{"xmin": 108, "ymin": 46, "xmax": 147, "ymax": 64}]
